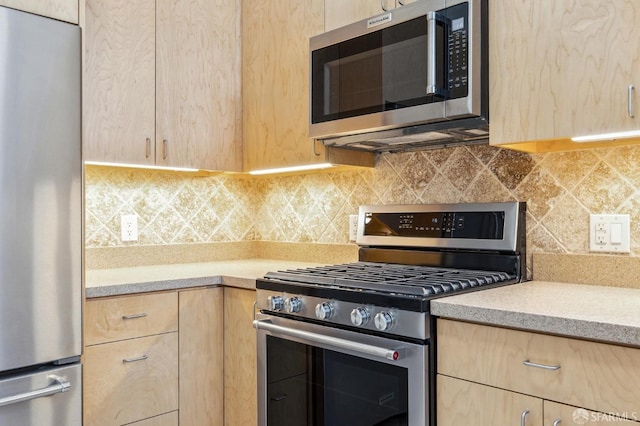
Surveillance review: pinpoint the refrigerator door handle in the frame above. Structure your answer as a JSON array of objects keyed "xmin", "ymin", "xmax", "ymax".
[{"xmin": 0, "ymin": 375, "xmax": 70, "ymax": 408}]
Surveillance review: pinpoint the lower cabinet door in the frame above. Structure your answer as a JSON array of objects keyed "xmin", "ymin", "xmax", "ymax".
[
  {"xmin": 437, "ymin": 375, "xmax": 543, "ymax": 426},
  {"xmin": 224, "ymin": 288, "xmax": 257, "ymax": 426},
  {"xmin": 544, "ymin": 401, "xmax": 640, "ymax": 425},
  {"xmin": 84, "ymin": 333, "xmax": 179, "ymax": 426},
  {"xmin": 127, "ymin": 411, "xmax": 179, "ymax": 426}
]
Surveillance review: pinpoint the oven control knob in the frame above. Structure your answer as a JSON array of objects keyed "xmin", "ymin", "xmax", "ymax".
[
  {"xmin": 285, "ymin": 297, "xmax": 302, "ymax": 313},
  {"xmin": 315, "ymin": 302, "xmax": 334, "ymax": 320},
  {"xmin": 268, "ymin": 295, "xmax": 285, "ymax": 312},
  {"xmin": 350, "ymin": 307, "xmax": 370, "ymax": 326},
  {"xmin": 374, "ymin": 311, "xmax": 394, "ymax": 331}
]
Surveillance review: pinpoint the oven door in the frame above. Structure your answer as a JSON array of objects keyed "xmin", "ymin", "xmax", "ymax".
[{"xmin": 254, "ymin": 313, "xmax": 428, "ymax": 426}]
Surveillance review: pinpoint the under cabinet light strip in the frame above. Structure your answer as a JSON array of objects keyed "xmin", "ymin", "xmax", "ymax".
[
  {"xmin": 249, "ymin": 163, "xmax": 333, "ymax": 175},
  {"xmin": 84, "ymin": 161, "xmax": 199, "ymax": 172},
  {"xmin": 571, "ymin": 130, "xmax": 640, "ymax": 143}
]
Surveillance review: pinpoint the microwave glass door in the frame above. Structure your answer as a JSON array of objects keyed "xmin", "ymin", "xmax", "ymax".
[
  {"xmin": 311, "ymin": 16, "xmax": 441, "ymax": 125},
  {"xmin": 311, "ymin": 2, "xmax": 471, "ymax": 128}
]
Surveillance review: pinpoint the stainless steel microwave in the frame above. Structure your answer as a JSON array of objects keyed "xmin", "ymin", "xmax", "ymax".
[{"xmin": 309, "ymin": 0, "xmax": 488, "ymax": 152}]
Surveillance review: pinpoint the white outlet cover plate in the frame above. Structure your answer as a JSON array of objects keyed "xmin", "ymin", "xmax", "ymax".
[
  {"xmin": 121, "ymin": 214, "xmax": 138, "ymax": 242},
  {"xmin": 589, "ymin": 214, "xmax": 630, "ymax": 253},
  {"xmin": 349, "ymin": 214, "xmax": 358, "ymax": 242}
]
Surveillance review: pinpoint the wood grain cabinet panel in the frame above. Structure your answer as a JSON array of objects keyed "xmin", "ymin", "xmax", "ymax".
[
  {"xmin": 544, "ymin": 400, "xmax": 640, "ymax": 425},
  {"xmin": 0, "ymin": 0, "xmax": 77, "ymax": 23},
  {"xmin": 84, "ymin": 0, "xmax": 241, "ymax": 171},
  {"xmin": 156, "ymin": 0, "xmax": 241, "ymax": 171},
  {"xmin": 83, "ymin": 0, "xmax": 156, "ymax": 165},
  {"xmin": 224, "ymin": 287, "xmax": 257, "ymax": 426},
  {"xmin": 437, "ymin": 319, "xmax": 640, "ymax": 419},
  {"xmin": 179, "ymin": 287, "xmax": 224, "ymax": 426},
  {"xmin": 437, "ymin": 375, "xmax": 543, "ymax": 426},
  {"xmin": 85, "ymin": 292, "xmax": 178, "ymax": 346},
  {"xmin": 127, "ymin": 411, "xmax": 179, "ymax": 426},
  {"xmin": 242, "ymin": 0, "xmax": 373, "ymax": 171},
  {"xmin": 242, "ymin": 0, "xmax": 324, "ymax": 171},
  {"xmin": 84, "ymin": 333, "xmax": 179, "ymax": 426},
  {"xmin": 489, "ymin": 0, "xmax": 640, "ymax": 147}
]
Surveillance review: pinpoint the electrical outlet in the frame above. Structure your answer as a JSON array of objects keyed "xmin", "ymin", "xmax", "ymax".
[
  {"xmin": 121, "ymin": 214, "xmax": 138, "ymax": 242},
  {"xmin": 589, "ymin": 214, "xmax": 630, "ymax": 253},
  {"xmin": 349, "ymin": 215, "xmax": 359, "ymax": 242}
]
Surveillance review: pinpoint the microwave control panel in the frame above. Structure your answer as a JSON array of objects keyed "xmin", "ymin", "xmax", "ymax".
[{"xmin": 446, "ymin": 2, "xmax": 469, "ymax": 98}]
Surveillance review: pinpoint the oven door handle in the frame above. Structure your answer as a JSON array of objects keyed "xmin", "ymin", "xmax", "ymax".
[{"xmin": 253, "ymin": 319, "xmax": 405, "ymax": 361}]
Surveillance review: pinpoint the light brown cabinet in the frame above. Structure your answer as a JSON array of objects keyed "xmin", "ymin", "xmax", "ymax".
[
  {"xmin": 179, "ymin": 287, "xmax": 224, "ymax": 426},
  {"xmin": 84, "ymin": 292, "xmax": 179, "ymax": 426},
  {"xmin": 437, "ymin": 375, "xmax": 543, "ymax": 426},
  {"xmin": 0, "ymin": 0, "xmax": 77, "ymax": 23},
  {"xmin": 437, "ymin": 319, "xmax": 640, "ymax": 425},
  {"xmin": 242, "ymin": 0, "xmax": 373, "ymax": 172},
  {"xmin": 84, "ymin": 0, "xmax": 241, "ymax": 171},
  {"xmin": 127, "ymin": 412, "xmax": 179, "ymax": 426},
  {"xmin": 489, "ymin": 0, "xmax": 640, "ymax": 151},
  {"xmin": 223, "ymin": 287, "xmax": 257, "ymax": 426},
  {"xmin": 83, "ymin": 0, "xmax": 155, "ymax": 167},
  {"xmin": 325, "ymin": 0, "xmax": 416, "ymax": 31},
  {"xmin": 84, "ymin": 289, "xmax": 224, "ymax": 426}
]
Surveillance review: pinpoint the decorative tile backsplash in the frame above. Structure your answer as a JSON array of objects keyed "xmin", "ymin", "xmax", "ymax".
[{"xmin": 86, "ymin": 144, "xmax": 640, "ymax": 259}]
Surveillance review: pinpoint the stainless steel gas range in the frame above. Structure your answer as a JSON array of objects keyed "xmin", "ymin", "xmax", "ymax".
[{"xmin": 254, "ymin": 202, "xmax": 526, "ymax": 426}]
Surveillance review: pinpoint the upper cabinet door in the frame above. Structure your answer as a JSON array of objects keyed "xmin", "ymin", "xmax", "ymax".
[
  {"xmin": 156, "ymin": 0, "xmax": 242, "ymax": 171},
  {"xmin": 490, "ymin": 0, "xmax": 640, "ymax": 146},
  {"xmin": 0, "ymin": 0, "xmax": 78, "ymax": 23},
  {"xmin": 242, "ymin": 0, "xmax": 326, "ymax": 171},
  {"xmin": 84, "ymin": 0, "xmax": 241, "ymax": 171},
  {"xmin": 83, "ymin": 0, "xmax": 156, "ymax": 165}
]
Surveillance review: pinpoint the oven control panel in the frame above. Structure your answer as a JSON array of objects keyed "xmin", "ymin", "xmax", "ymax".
[
  {"xmin": 363, "ymin": 210, "xmax": 505, "ymax": 239},
  {"xmin": 257, "ymin": 289, "xmax": 428, "ymax": 341},
  {"xmin": 357, "ymin": 202, "xmax": 525, "ymax": 253}
]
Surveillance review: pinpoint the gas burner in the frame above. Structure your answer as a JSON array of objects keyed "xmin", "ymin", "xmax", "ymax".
[
  {"xmin": 257, "ymin": 202, "xmax": 526, "ymax": 340},
  {"xmin": 265, "ymin": 262, "xmax": 517, "ymax": 297}
]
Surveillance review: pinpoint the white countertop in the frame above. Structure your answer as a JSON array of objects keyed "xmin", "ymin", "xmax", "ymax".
[{"xmin": 431, "ymin": 281, "xmax": 640, "ymax": 347}]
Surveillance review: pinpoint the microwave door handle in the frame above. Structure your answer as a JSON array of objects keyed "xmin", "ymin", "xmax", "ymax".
[
  {"xmin": 426, "ymin": 11, "xmax": 450, "ymax": 98},
  {"xmin": 253, "ymin": 319, "xmax": 404, "ymax": 361}
]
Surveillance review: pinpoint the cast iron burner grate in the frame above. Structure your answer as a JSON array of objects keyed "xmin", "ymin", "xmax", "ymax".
[{"xmin": 264, "ymin": 262, "xmax": 516, "ymax": 297}]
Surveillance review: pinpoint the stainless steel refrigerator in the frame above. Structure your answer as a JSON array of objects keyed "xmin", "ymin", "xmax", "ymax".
[{"xmin": 0, "ymin": 6, "xmax": 82, "ymax": 425}]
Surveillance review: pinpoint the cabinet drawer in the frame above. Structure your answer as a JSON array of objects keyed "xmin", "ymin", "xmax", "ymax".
[
  {"xmin": 437, "ymin": 375, "xmax": 543, "ymax": 426},
  {"xmin": 84, "ymin": 333, "xmax": 179, "ymax": 426},
  {"xmin": 85, "ymin": 292, "xmax": 178, "ymax": 345},
  {"xmin": 127, "ymin": 411, "xmax": 179, "ymax": 426},
  {"xmin": 437, "ymin": 319, "xmax": 640, "ymax": 416},
  {"xmin": 544, "ymin": 400, "xmax": 639, "ymax": 425}
]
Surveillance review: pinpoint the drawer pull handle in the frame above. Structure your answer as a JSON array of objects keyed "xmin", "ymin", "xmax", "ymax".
[
  {"xmin": 521, "ymin": 409, "xmax": 530, "ymax": 426},
  {"xmin": 552, "ymin": 418, "xmax": 562, "ymax": 426},
  {"xmin": 162, "ymin": 139, "xmax": 168, "ymax": 160},
  {"xmin": 122, "ymin": 354, "xmax": 148, "ymax": 363},
  {"xmin": 629, "ymin": 85, "xmax": 635, "ymax": 118},
  {"xmin": 523, "ymin": 359, "xmax": 561, "ymax": 370},
  {"xmin": 122, "ymin": 313, "xmax": 147, "ymax": 320}
]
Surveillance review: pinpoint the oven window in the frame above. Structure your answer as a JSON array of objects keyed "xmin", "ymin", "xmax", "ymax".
[{"xmin": 266, "ymin": 335, "xmax": 409, "ymax": 425}]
